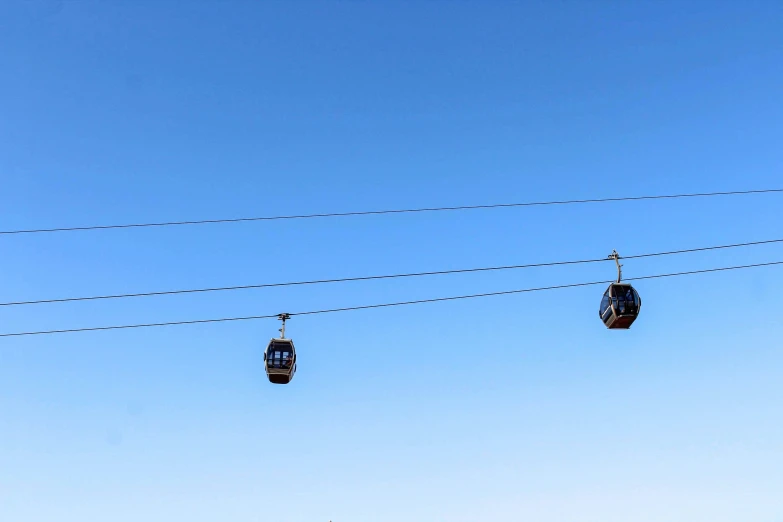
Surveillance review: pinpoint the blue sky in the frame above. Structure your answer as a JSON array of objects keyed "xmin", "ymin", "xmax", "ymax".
[{"xmin": 1, "ymin": 1, "xmax": 783, "ymax": 521}]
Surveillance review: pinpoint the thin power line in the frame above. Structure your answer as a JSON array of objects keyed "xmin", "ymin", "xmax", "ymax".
[
  {"xmin": 2, "ymin": 237, "xmax": 781, "ymax": 307},
  {"xmin": 2, "ymin": 260, "xmax": 780, "ymax": 338},
  {"xmin": 2, "ymin": 188, "xmax": 781, "ymax": 236}
]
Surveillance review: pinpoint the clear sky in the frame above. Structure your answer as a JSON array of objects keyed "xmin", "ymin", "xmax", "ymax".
[{"xmin": 1, "ymin": 1, "xmax": 783, "ymax": 521}]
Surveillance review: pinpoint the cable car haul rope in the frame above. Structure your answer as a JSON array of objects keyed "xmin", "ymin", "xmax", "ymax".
[
  {"xmin": 3, "ymin": 252, "xmax": 782, "ymax": 386},
  {"xmin": 3, "ymin": 187, "xmax": 781, "ymax": 384},
  {"xmin": 2, "ymin": 237, "xmax": 782, "ymax": 307},
  {"xmin": 2, "ymin": 259, "xmax": 781, "ymax": 339}
]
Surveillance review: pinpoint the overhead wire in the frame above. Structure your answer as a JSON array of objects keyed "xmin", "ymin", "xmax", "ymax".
[
  {"xmin": 2, "ymin": 260, "xmax": 781, "ymax": 338},
  {"xmin": 1, "ymin": 188, "xmax": 781, "ymax": 236},
  {"xmin": 2, "ymin": 237, "xmax": 782, "ymax": 307}
]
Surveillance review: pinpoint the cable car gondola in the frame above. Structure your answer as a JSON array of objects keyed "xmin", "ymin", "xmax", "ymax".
[
  {"xmin": 264, "ymin": 313, "xmax": 297, "ymax": 384},
  {"xmin": 599, "ymin": 251, "xmax": 642, "ymax": 329}
]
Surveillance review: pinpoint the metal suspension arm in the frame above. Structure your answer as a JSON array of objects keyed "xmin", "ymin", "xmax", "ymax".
[
  {"xmin": 609, "ymin": 250, "xmax": 622, "ymax": 283},
  {"xmin": 278, "ymin": 313, "xmax": 290, "ymax": 338}
]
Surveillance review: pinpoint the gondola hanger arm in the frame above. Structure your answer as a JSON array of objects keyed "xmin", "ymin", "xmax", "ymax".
[
  {"xmin": 609, "ymin": 250, "xmax": 622, "ymax": 283},
  {"xmin": 278, "ymin": 313, "xmax": 290, "ymax": 338}
]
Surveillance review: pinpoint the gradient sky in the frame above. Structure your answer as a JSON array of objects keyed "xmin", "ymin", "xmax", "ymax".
[{"xmin": 2, "ymin": 2, "xmax": 783, "ymax": 521}]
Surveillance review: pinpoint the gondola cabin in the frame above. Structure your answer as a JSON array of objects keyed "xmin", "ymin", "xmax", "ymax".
[
  {"xmin": 599, "ymin": 283, "xmax": 641, "ymax": 329},
  {"xmin": 264, "ymin": 338, "xmax": 297, "ymax": 384}
]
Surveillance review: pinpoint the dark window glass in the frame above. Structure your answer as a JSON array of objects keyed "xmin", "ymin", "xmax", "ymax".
[{"xmin": 600, "ymin": 293, "xmax": 611, "ymax": 315}]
